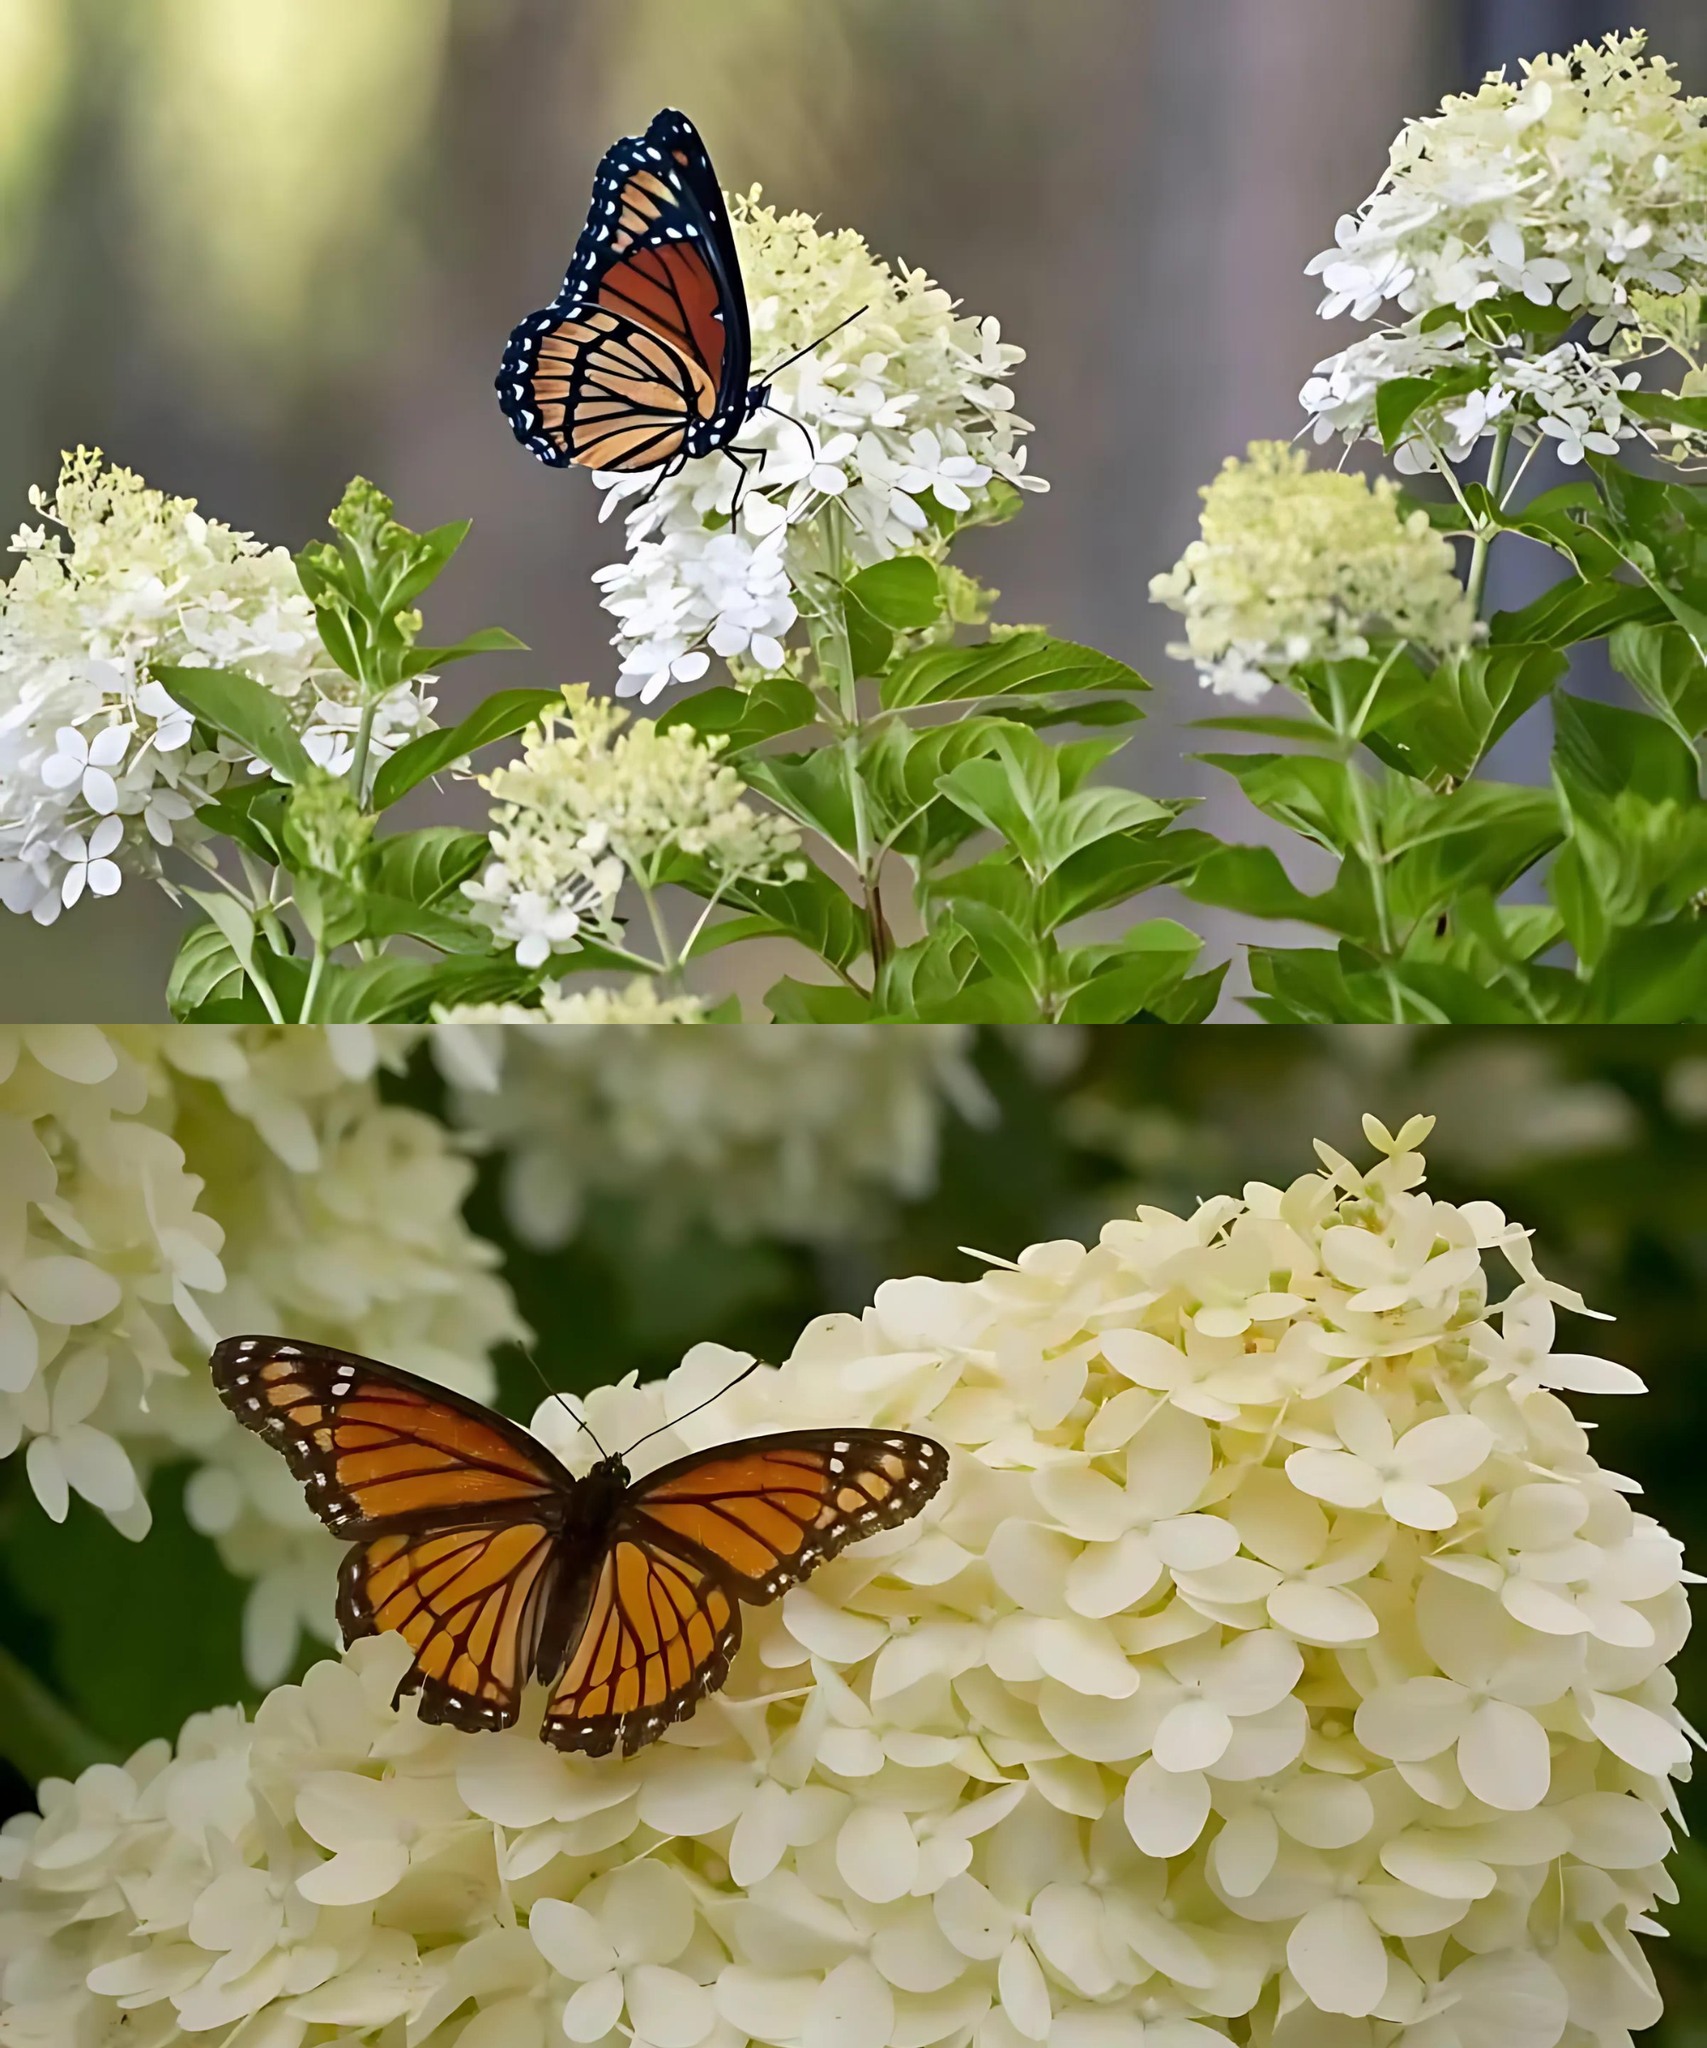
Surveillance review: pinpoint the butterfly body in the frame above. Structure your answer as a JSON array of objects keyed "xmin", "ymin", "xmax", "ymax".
[
  {"xmin": 211, "ymin": 1336, "xmax": 947, "ymax": 1755},
  {"xmin": 498, "ymin": 108, "xmax": 769, "ymax": 489}
]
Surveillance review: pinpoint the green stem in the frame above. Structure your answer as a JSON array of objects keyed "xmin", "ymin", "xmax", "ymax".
[
  {"xmin": 347, "ymin": 699, "xmax": 380, "ymax": 809},
  {"xmin": 299, "ymin": 946, "xmax": 326, "ymax": 1023},
  {"xmin": 810, "ymin": 507, "xmax": 888, "ymax": 981},
  {"xmin": 1328, "ymin": 669, "xmax": 1404, "ymax": 1024},
  {"xmin": 0, "ymin": 1641, "xmax": 115, "ymax": 1786},
  {"xmin": 1465, "ymin": 422, "xmax": 1515, "ymax": 619},
  {"xmin": 635, "ymin": 873, "xmax": 682, "ymax": 990}
]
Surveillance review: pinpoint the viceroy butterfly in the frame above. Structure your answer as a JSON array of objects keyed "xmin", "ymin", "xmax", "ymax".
[
  {"xmin": 497, "ymin": 107, "xmax": 770, "ymax": 500},
  {"xmin": 211, "ymin": 1335, "xmax": 948, "ymax": 1756}
]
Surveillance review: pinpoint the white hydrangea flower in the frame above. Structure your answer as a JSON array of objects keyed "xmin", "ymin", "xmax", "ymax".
[
  {"xmin": 436, "ymin": 980, "xmax": 709, "ymax": 1030},
  {"xmin": 1, "ymin": 1112, "xmax": 1687, "ymax": 2048},
  {"xmin": 0, "ymin": 1024, "xmax": 520, "ymax": 1687},
  {"xmin": 1307, "ymin": 33, "xmax": 1707, "ymax": 338},
  {"xmin": 0, "ymin": 450, "xmax": 438, "ymax": 922},
  {"xmin": 590, "ymin": 194, "xmax": 1045, "ymax": 702},
  {"xmin": 465, "ymin": 683, "xmax": 802, "ymax": 970},
  {"xmin": 1300, "ymin": 330, "xmax": 1697, "ymax": 476},
  {"xmin": 1150, "ymin": 443, "xmax": 1476, "ymax": 700},
  {"xmin": 435, "ymin": 1023, "xmax": 990, "ymax": 1247}
]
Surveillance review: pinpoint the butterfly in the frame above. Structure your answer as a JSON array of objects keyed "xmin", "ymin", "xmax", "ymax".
[
  {"xmin": 496, "ymin": 107, "xmax": 771, "ymax": 499},
  {"xmin": 210, "ymin": 1335, "xmax": 948, "ymax": 1756}
]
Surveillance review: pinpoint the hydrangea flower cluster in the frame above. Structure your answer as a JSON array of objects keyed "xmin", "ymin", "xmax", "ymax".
[
  {"xmin": 465, "ymin": 684, "xmax": 805, "ymax": 969},
  {"xmin": 435, "ymin": 1022, "xmax": 989, "ymax": 1246},
  {"xmin": 1302, "ymin": 32, "xmax": 1707, "ymax": 474},
  {"xmin": 439, "ymin": 980, "xmax": 711, "ymax": 1026},
  {"xmin": 0, "ymin": 450, "xmax": 435, "ymax": 923},
  {"xmin": 1150, "ymin": 444, "xmax": 1477, "ymax": 700},
  {"xmin": 0, "ymin": 1024, "xmax": 519, "ymax": 1686},
  {"xmin": 591, "ymin": 194, "xmax": 1045, "ymax": 702},
  {"xmin": 0, "ymin": 1115, "xmax": 1686, "ymax": 2047}
]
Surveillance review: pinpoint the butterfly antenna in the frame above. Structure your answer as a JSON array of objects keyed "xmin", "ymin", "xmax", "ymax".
[
  {"xmin": 515, "ymin": 1343, "xmax": 609, "ymax": 1460},
  {"xmin": 621, "ymin": 1358, "xmax": 766, "ymax": 1458},
  {"xmin": 754, "ymin": 305, "xmax": 868, "ymax": 385}
]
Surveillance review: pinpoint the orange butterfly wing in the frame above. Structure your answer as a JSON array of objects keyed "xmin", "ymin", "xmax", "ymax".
[
  {"xmin": 540, "ymin": 1429, "xmax": 948, "ymax": 1756},
  {"xmin": 211, "ymin": 1336, "xmax": 574, "ymax": 1732},
  {"xmin": 516, "ymin": 305, "xmax": 714, "ymax": 471}
]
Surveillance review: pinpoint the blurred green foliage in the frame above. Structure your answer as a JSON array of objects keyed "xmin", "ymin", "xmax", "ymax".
[{"xmin": 0, "ymin": 1024, "xmax": 1702, "ymax": 2038}]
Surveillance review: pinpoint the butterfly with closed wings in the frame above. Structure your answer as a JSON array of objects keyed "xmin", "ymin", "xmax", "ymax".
[
  {"xmin": 210, "ymin": 1335, "xmax": 947, "ymax": 1756},
  {"xmin": 497, "ymin": 106, "xmax": 856, "ymax": 508},
  {"xmin": 497, "ymin": 106, "xmax": 770, "ymax": 498}
]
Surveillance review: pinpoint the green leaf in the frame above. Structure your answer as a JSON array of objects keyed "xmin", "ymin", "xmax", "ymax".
[
  {"xmin": 314, "ymin": 883, "xmax": 493, "ymax": 956},
  {"xmin": 657, "ymin": 675, "xmax": 819, "ymax": 752},
  {"xmin": 1578, "ymin": 922, "xmax": 1707, "ymax": 1023},
  {"xmin": 846, "ymin": 557, "xmax": 942, "ymax": 630},
  {"xmin": 843, "ymin": 597, "xmax": 893, "ymax": 679},
  {"xmin": 763, "ymin": 978, "xmax": 874, "ymax": 1021},
  {"xmin": 742, "ymin": 752, "xmax": 860, "ymax": 853},
  {"xmin": 313, "ymin": 954, "xmax": 536, "ymax": 1022},
  {"xmin": 1488, "ymin": 577, "xmax": 1668, "ymax": 650},
  {"xmin": 1197, "ymin": 753, "xmax": 1365, "ymax": 854},
  {"xmin": 400, "ymin": 626, "xmax": 527, "ymax": 680},
  {"xmin": 882, "ymin": 631, "xmax": 1148, "ymax": 712},
  {"xmin": 370, "ymin": 688, "xmax": 563, "ymax": 810},
  {"xmin": 1383, "ymin": 782, "xmax": 1563, "ymax": 933},
  {"xmin": 366, "ymin": 827, "xmax": 491, "ymax": 908},
  {"xmin": 1373, "ymin": 365, "xmax": 1484, "ymax": 450},
  {"xmin": 166, "ymin": 919, "xmax": 247, "ymax": 1020},
  {"xmin": 1146, "ymin": 960, "xmax": 1229, "ymax": 1023},
  {"xmin": 1553, "ymin": 693, "xmax": 1698, "ymax": 808},
  {"xmin": 1609, "ymin": 621, "xmax": 1707, "ymax": 745},
  {"xmin": 1370, "ymin": 643, "xmax": 1568, "ymax": 785},
  {"xmin": 194, "ymin": 782, "xmax": 288, "ymax": 866},
  {"xmin": 954, "ymin": 899, "xmax": 1046, "ymax": 998},
  {"xmin": 155, "ymin": 666, "xmax": 315, "ymax": 784},
  {"xmin": 1058, "ymin": 920, "xmax": 1203, "ymax": 1023},
  {"xmin": 1184, "ymin": 844, "xmax": 1379, "ymax": 945},
  {"xmin": 681, "ymin": 863, "xmax": 868, "ymax": 975},
  {"xmin": 1245, "ymin": 946, "xmax": 1385, "ymax": 1024},
  {"xmin": 939, "ymin": 726, "xmax": 1166, "ymax": 877},
  {"xmin": 1039, "ymin": 827, "xmax": 1219, "ymax": 929},
  {"xmin": 181, "ymin": 887, "xmax": 265, "ymax": 990}
]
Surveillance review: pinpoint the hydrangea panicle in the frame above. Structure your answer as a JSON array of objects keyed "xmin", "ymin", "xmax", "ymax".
[
  {"xmin": 590, "ymin": 193, "xmax": 1045, "ymax": 702},
  {"xmin": 465, "ymin": 683, "xmax": 804, "ymax": 969},
  {"xmin": 0, "ymin": 450, "xmax": 436, "ymax": 923},
  {"xmin": 1, "ymin": 1113, "xmax": 1687, "ymax": 2047},
  {"xmin": 1150, "ymin": 443, "xmax": 1477, "ymax": 700}
]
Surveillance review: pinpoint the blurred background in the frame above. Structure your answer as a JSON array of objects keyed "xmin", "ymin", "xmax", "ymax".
[
  {"xmin": 3, "ymin": 0, "xmax": 1702, "ymax": 1015},
  {"xmin": 1, "ymin": 1022, "xmax": 1705, "ymax": 2037}
]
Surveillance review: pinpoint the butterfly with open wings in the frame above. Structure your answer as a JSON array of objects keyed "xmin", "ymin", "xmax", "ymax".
[{"xmin": 211, "ymin": 1336, "xmax": 947, "ymax": 1756}]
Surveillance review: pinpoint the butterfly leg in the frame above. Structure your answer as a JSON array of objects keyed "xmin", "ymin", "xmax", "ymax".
[{"xmin": 630, "ymin": 452, "xmax": 689, "ymax": 514}]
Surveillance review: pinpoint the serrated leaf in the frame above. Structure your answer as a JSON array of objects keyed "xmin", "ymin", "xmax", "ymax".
[
  {"xmin": 370, "ymin": 688, "xmax": 562, "ymax": 809},
  {"xmin": 882, "ymin": 631, "xmax": 1148, "ymax": 712},
  {"xmin": 365, "ymin": 827, "xmax": 491, "ymax": 907},
  {"xmin": 1058, "ymin": 920, "xmax": 1203, "ymax": 1023}
]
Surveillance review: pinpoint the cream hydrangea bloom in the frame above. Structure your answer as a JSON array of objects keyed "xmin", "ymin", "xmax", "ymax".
[
  {"xmin": 435, "ymin": 1022, "xmax": 989, "ymax": 1246},
  {"xmin": 1150, "ymin": 444, "xmax": 1476, "ymax": 701},
  {"xmin": 464, "ymin": 684, "xmax": 803, "ymax": 970},
  {"xmin": 1307, "ymin": 33, "xmax": 1707, "ymax": 335},
  {"xmin": 1299, "ymin": 34, "xmax": 1707, "ymax": 476},
  {"xmin": 437, "ymin": 980, "xmax": 710, "ymax": 1026},
  {"xmin": 0, "ymin": 1024, "xmax": 521, "ymax": 1686},
  {"xmin": 0, "ymin": 451, "xmax": 434, "ymax": 922},
  {"xmin": 2, "ymin": 1115, "xmax": 1687, "ymax": 2048},
  {"xmin": 590, "ymin": 193, "xmax": 1045, "ymax": 702}
]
